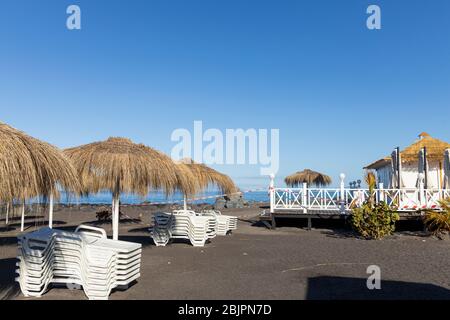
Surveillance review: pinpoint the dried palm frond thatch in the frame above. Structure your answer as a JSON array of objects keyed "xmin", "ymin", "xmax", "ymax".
[
  {"xmin": 0, "ymin": 122, "xmax": 80, "ymax": 202},
  {"xmin": 365, "ymin": 133, "xmax": 450, "ymax": 169},
  {"xmin": 64, "ymin": 137, "xmax": 197, "ymax": 240},
  {"xmin": 177, "ymin": 158, "xmax": 237, "ymax": 195},
  {"xmin": 64, "ymin": 137, "xmax": 196, "ymax": 197},
  {"xmin": 400, "ymin": 133, "xmax": 450, "ymax": 163},
  {"xmin": 285, "ymin": 169, "xmax": 332, "ymax": 187}
]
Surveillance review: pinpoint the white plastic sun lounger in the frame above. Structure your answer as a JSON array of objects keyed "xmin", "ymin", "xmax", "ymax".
[
  {"xmin": 151, "ymin": 211, "xmax": 211, "ymax": 247},
  {"xmin": 15, "ymin": 225, "xmax": 142, "ymax": 300},
  {"xmin": 150, "ymin": 209, "xmax": 237, "ymax": 246},
  {"xmin": 173, "ymin": 210, "xmax": 217, "ymax": 240},
  {"xmin": 200, "ymin": 210, "xmax": 238, "ymax": 236}
]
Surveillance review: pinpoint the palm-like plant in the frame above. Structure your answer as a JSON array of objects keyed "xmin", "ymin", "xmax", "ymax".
[
  {"xmin": 349, "ymin": 170, "xmax": 400, "ymax": 240},
  {"xmin": 423, "ymin": 198, "xmax": 450, "ymax": 239},
  {"xmin": 365, "ymin": 171, "xmax": 377, "ymax": 206}
]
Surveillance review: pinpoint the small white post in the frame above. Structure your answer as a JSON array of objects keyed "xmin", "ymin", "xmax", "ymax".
[
  {"xmin": 113, "ymin": 196, "xmax": 120, "ymax": 240},
  {"xmin": 112, "ymin": 198, "xmax": 115, "ymax": 215},
  {"xmin": 269, "ymin": 174, "xmax": 275, "ymax": 214},
  {"xmin": 111, "ymin": 197, "xmax": 115, "ymax": 238},
  {"xmin": 48, "ymin": 193, "xmax": 54, "ymax": 229},
  {"xmin": 5, "ymin": 203, "xmax": 9, "ymax": 225},
  {"xmin": 340, "ymin": 173, "xmax": 346, "ymax": 212},
  {"xmin": 116, "ymin": 197, "xmax": 120, "ymax": 239},
  {"xmin": 379, "ymin": 183, "xmax": 384, "ymax": 203},
  {"xmin": 111, "ymin": 197, "xmax": 116, "ymax": 239},
  {"xmin": 20, "ymin": 201, "xmax": 25, "ymax": 232},
  {"xmin": 112, "ymin": 197, "xmax": 115, "ymax": 222},
  {"xmin": 302, "ymin": 182, "xmax": 308, "ymax": 212},
  {"xmin": 183, "ymin": 195, "xmax": 188, "ymax": 211}
]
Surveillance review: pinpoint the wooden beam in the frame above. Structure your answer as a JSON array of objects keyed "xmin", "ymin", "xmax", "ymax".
[
  {"xmin": 261, "ymin": 220, "xmax": 272, "ymax": 229},
  {"xmin": 270, "ymin": 213, "xmax": 276, "ymax": 230}
]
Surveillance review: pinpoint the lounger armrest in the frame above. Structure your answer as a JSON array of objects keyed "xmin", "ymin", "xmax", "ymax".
[{"xmin": 75, "ymin": 225, "xmax": 107, "ymax": 238}]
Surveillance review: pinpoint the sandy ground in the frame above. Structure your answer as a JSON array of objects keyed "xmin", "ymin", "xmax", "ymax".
[{"xmin": 1, "ymin": 204, "xmax": 449, "ymax": 300}]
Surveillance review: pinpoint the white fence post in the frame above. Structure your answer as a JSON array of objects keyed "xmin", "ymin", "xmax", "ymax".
[
  {"xmin": 269, "ymin": 174, "xmax": 275, "ymax": 213},
  {"xmin": 302, "ymin": 182, "xmax": 308, "ymax": 211},
  {"xmin": 379, "ymin": 183, "xmax": 384, "ymax": 203},
  {"xmin": 340, "ymin": 173, "xmax": 346, "ymax": 212}
]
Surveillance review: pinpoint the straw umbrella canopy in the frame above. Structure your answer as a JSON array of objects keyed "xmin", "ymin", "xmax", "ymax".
[
  {"xmin": 366, "ymin": 133, "xmax": 450, "ymax": 169},
  {"xmin": 64, "ymin": 137, "xmax": 196, "ymax": 240},
  {"xmin": 285, "ymin": 169, "xmax": 332, "ymax": 187},
  {"xmin": 177, "ymin": 158, "xmax": 237, "ymax": 210},
  {"xmin": 0, "ymin": 122, "xmax": 80, "ymax": 230}
]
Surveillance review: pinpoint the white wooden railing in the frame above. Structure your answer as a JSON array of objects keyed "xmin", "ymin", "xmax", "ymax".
[
  {"xmin": 268, "ymin": 174, "xmax": 450, "ymax": 213},
  {"xmin": 270, "ymin": 187, "xmax": 449, "ymax": 212}
]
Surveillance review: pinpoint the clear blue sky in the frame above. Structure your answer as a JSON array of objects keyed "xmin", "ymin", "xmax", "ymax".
[{"xmin": 1, "ymin": 0, "xmax": 449, "ymax": 188}]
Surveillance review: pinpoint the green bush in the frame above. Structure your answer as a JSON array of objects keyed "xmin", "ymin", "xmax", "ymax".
[{"xmin": 350, "ymin": 201, "xmax": 399, "ymax": 240}]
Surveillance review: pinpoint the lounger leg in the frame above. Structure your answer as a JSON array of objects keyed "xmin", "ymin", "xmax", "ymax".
[{"xmin": 116, "ymin": 284, "xmax": 129, "ymax": 290}]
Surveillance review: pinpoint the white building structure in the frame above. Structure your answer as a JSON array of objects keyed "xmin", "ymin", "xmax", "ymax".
[{"xmin": 365, "ymin": 133, "xmax": 450, "ymax": 190}]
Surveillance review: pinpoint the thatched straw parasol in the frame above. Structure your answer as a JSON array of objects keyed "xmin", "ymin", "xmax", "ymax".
[
  {"xmin": 366, "ymin": 133, "xmax": 450, "ymax": 169},
  {"xmin": 64, "ymin": 137, "xmax": 196, "ymax": 240},
  {"xmin": 397, "ymin": 133, "xmax": 450, "ymax": 163},
  {"xmin": 285, "ymin": 169, "xmax": 332, "ymax": 187},
  {"xmin": 0, "ymin": 122, "xmax": 80, "ymax": 230},
  {"xmin": 177, "ymin": 158, "xmax": 237, "ymax": 210}
]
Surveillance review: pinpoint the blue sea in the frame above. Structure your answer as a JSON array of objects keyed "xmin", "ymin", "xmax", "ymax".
[
  {"xmin": 23, "ymin": 179, "xmax": 272, "ymax": 205},
  {"xmin": 51, "ymin": 178, "xmax": 272, "ymax": 205},
  {"xmin": 57, "ymin": 190, "xmax": 269, "ymax": 205}
]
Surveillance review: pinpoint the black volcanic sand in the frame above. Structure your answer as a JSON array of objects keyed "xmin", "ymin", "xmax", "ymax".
[{"xmin": 0, "ymin": 203, "xmax": 449, "ymax": 300}]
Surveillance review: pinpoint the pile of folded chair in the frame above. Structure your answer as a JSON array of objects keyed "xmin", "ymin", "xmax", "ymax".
[
  {"xmin": 201, "ymin": 210, "xmax": 238, "ymax": 236},
  {"xmin": 150, "ymin": 210, "xmax": 238, "ymax": 247},
  {"xmin": 16, "ymin": 225, "xmax": 141, "ymax": 300}
]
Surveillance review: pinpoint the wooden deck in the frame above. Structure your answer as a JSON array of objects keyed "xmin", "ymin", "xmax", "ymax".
[
  {"xmin": 259, "ymin": 209, "xmax": 426, "ymax": 230},
  {"xmin": 263, "ymin": 184, "xmax": 443, "ymax": 230}
]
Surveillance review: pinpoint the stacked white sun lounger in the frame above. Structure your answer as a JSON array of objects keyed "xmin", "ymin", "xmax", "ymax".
[
  {"xmin": 201, "ymin": 210, "xmax": 238, "ymax": 236},
  {"xmin": 151, "ymin": 213, "xmax": 173, "ymax": 246},
  {"xmin": 15, "ymin": 225, "xmax": 141, "ymax": 300},
  {"xmin": 173, "ymin": 210, "xmax": 217, "ymax": 240},
  {"xmin": 150, "ymin": 209, "xmax": 237, "ymax": 246},
  {"xmin": 151, "ymin": 211, "xmax": 213, "ymax": 247}
]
